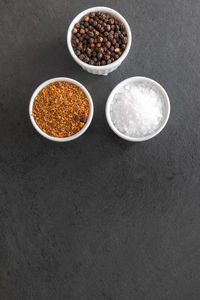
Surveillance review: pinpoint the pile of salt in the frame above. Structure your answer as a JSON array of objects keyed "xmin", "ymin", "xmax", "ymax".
[{"xmin": 110, "ymin": 82, "xmax": 164, "ymax": 137}]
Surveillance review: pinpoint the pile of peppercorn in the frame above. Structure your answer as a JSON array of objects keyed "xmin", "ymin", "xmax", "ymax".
[{"xmin": 71, "ymin": 11, "xmax": 128, "ymax": 66}]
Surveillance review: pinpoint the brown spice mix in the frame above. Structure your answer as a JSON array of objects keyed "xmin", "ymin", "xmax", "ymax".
[{"xmin": 32, "ymin": 81, "xmax": 90, "ymax": 138}]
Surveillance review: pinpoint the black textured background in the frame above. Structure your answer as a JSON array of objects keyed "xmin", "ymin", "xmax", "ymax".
[{"xmin": 1, "ymin": 0, "xmax": 200, "ymax": 299}]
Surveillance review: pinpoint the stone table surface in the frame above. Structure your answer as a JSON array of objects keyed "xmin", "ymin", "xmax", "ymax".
[{"xmin": 0, "ymin": 0, "xmax": 200, "ymax": 299}]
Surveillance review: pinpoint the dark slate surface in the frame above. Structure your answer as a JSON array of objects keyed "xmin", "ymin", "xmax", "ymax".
[{"xmin": 0, "ymin": 0, "xmax": 200, "ymax": 299}]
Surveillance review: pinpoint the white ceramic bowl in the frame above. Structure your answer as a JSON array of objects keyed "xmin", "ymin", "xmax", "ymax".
[
  {"xmin": 67, "ymin": 6, "xmax": 132, "ymax": 76},
  {"xmin": 105, "ymin": 77, "xmax": 171, "ymax": 142},
  {"xmin": 29, "ymin": 77, "xmax": 94, "ymax": 142}
]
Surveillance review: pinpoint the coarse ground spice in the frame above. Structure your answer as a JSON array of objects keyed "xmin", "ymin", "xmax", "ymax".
[{"xmin": 32, "ymin": 81, "xmax": 90, "ymax": 138}]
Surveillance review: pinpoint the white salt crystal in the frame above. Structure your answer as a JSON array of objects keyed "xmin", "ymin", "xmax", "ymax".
[{"xmin": 110, "ymin": 82, "xmax": 165, "ymax": 137}]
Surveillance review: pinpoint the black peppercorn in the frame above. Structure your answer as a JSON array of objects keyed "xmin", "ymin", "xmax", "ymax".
[
  {"xmin": 75, "ymin": 49, "xmax": 81, "ymax": 56},
  {"xmin": 90, "ymin": 12, "xmax": 95, "ymax": 17},
  {"xmin": 83, "ymin": 56, "xmax": 90, "ymax": 63},
  {"xmin": 105, "ymin": 24, "xmax": 111, "ymax": 31},
  {"xmin": 98, "ymin": 47, "xmax": 104, "ymax": 53},
  {"xmin": 80, "ymin": 29, "xmax": 85, "ymax": 34},
  {"xmin": 123, "ymin": 37, "xmax": 128, "ymax": 44},
  {"xmin": 88, "ymin": 31, "xmax": 94, "ymax": 37},
  {"xmin": 75, "ymin": 38, "xmax": 80, "ymax": 44},
  {"xmin": 81, "ymin": 47, "xmax": 86, "ymax": 53},
  {"xmin": 89, "ymin": 18, "xmax": 93, "ymax": 25},
  {"xmin": 108, "ymin": 34, "xmax": 113, "ymax": 41},
  {"xmin": 83, "ymin": 15, "xmax": 89, "ymax": 22},
  {"xmin": 114, "ymin": 32, "xmax": 119, "ymax": 39},
  {"xmin": 77, "ymin": 44, "xmax": 82, "ymax": 51},
  {"xmin": 89, "ymin": 38, "xmax": 94, "ymax": 43},
  {"xmin": 72, "ymin": 28, "xmax": 78, "ymax": 34},
  {"xmin": 97, "ymin": 36, "xmax": 103, "ymax": 43},
  {"xmin": 106, "ymin": 41, "xmax": 111, "ymax": 48},
  {"xmin": 104, "ymin": 54, "xmax": 110, "ymax": 61},
  {"xmin": 106, "ymin": 50, "xmax": 111, "ymax": 56},
  {"xmin": 75, "ymin": 23, "xmax": 80, "ymax": 28},
  {"xmin": 79, "ymin": 54, "xmax": 85, "ymax": 60},
  {"xmin": 109, "ymin": 18, "xmax": 115, "ymax": 25},
  {"xmin": 112, "ymin": 39, "xmax": 117, "ymax": 45},
  {"xmin": 97, "ymin": 52, "xmax": 103, "ymax": 60},
  {"xmin": 121, "ymin": 44, "xmax": 126, "ymax": 50}
]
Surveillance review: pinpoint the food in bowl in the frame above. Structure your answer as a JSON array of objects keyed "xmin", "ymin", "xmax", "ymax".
[
  {"xmin": 32, "ymin": 81, "xmax": 90, "ymax": 138},
  {"xmin": 110, "ymin": 81, "xmax": 165, "ymax": 138},
  {"xmin": 106, "ymin": 77, "xmax": 170, "ymax": 142},
  {"xmin": 71, "ymin": 11, "xmax": 128, "ymax": 66}
]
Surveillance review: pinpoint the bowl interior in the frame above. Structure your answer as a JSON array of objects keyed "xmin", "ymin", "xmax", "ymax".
[
  {"xmin": 29, "ymin": 77, "xmax": 94, "ymax": 142},
  {"xmin": 106, "ymin": 77, "xmax": 170, "ymax": 142},
  {"xmin": 67, "ymin": 6, "xmax": 132, "ymax": 70}
]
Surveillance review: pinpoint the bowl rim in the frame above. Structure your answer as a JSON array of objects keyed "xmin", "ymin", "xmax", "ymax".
[
  {"xmin": 105, "ymin": 76, "xmax": 171, "ymax": 142},
  {"xmin": 29, "ymin": 77, "xmax": 94, "ymax": 142},
  {"xmin": 67, "ymin": 6, "xmax": 132, "ymax": 71}
]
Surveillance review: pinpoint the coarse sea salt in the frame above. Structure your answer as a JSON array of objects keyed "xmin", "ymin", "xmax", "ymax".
[{"xmin": 110, "ymin": 82, "xmax": 165, "ymax": 138}]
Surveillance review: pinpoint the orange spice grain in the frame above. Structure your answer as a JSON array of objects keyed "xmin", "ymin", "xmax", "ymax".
[{"xmin": 32, "ymin": 81, "xmax": 90, "ymax": 138}]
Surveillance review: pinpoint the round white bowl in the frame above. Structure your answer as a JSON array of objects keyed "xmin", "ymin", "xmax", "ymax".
[
  {"xmin": 29, "ymin": 77, "xmax": 94, "ymax": 142},
  {"xmin": 67, "ymin": 6, "xmax": 132, "ymax": 76},
  {"xmin": 105, "ymin": 77, "xmax": 171, "ymax": 142}
]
